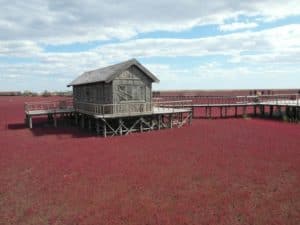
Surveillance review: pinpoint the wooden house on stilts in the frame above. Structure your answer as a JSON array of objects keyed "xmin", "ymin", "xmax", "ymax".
[{"xmin": 24, "ymin": 59, "xmax": 193, "ymax": 136}]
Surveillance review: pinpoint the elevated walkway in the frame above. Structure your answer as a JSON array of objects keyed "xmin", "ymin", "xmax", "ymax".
[{"xmin": 24, "ymin": 99, "xmax": 193, "ymax": 135}]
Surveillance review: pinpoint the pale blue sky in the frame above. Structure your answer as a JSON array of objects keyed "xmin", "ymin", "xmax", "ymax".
[{"xmin": 0, "ymin": 1, "xmax": 299, "ymax": 92}]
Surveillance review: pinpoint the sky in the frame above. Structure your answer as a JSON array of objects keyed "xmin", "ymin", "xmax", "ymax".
[{"xmin": 0, "ymin": 0, "xmax": 299, "ymax": 92}]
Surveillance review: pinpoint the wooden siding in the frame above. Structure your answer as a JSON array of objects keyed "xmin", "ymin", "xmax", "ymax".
[
  {"xmin": 112, "ymin": 65, "xmax": 152, "ymax": 105},
  {"xmin": 73, "ymin": 82, "xmax": 112, "ymax": 105}
]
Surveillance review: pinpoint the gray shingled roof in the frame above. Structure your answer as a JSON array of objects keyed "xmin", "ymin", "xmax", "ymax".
[{"xmin": 67, "ymin": 58, "xmax": 159, "ymax": 87}]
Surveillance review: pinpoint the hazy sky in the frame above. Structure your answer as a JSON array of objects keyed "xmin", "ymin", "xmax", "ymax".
[{"xmin": 0, "ymin": 0, "xmax": 299, "ymax": 92}]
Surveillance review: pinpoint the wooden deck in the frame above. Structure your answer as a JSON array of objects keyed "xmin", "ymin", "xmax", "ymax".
[
  {"xmin": 23, "ymin": 94, "xmax": 300, "ymax": 131},
  {"xmin": 25, "ymin": 108, "xmax": 74, "ymax": 116},
  {"xmin": 75, "ymin": 106, "xmax": 192, "ymax": 119},
  {"xmin": 24, "ymin": 99, "xmax": 193, "ymax": 133}
]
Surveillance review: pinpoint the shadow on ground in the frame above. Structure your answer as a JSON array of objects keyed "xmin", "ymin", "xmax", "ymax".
[{"xmin": 7, "ymin": 119, "xmax": 99, "ymax": 138}]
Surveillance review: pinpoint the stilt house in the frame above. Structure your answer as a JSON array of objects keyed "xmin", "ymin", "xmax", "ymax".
[{"xmin": 68, "ymin": 59, "xmax": 159, "ymax": 115}]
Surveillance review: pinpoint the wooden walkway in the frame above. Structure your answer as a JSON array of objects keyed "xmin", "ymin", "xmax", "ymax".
[
  {"xmin": 24, "ymin": 99, "xmax": 74, "ymax": 128},
  {"xmin": 24, "ymin": 94, "xmax": 300, "ymax": 133},
  {"xmin": 24, "ymin": 99, "xmax": 193, "ymax": 135}
]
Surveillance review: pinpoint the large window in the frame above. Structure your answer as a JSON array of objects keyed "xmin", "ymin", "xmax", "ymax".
[{"xmin": 118, "ymin": 85, "xmax": 145, "ymax": 101}]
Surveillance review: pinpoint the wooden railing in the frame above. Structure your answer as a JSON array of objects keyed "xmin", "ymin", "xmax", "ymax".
[
  {"xmin": 24, "ymin": 94, "xmax": 300, "ymax": 115},
  {"xmin": 74, "ymin": 100, "xmax": 193, "ymax": 115},
  {"xmin": 154, "ymin": 94, "xmax": 300, "ymax": 106},
  {"xmin": 75, "ymin": 101, "xmax": 153, "ymax": 115},
  {"xmin": 24, "ymin": 98, "xmax": 73, "ymax": 112}
]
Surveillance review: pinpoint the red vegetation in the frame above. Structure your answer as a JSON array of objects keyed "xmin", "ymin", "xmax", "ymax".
[{"xmin": 0, "ymin": 96, "xmax": 300, "ymax": 225}]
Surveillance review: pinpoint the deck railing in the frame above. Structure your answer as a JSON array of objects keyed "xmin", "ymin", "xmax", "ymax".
[
  {"xmin": 75, "ymin": 101, "xmax": 153, "ymax": 115},
  {"xmin": 154, "ymin": 94, "xmax": 300, "ymax": 106},
  {"xmin": 74, "ymin": 100, "xmax": 193, "ymax": 115},
  {"xmin": 24, "ymin": 94, "xmax": 300, "ymax": 115},
  {"xmin": 24, "ymin": 98, "xmax": 73, "ymax": 112}
]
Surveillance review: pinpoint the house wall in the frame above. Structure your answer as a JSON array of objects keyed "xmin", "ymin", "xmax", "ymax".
[
  {"xmin": 112, "ymin": 65, "xmax": 152, "ymax": 104},
  {"xmin": 73, "ymin": 82, "xmax": 112, "ymax": 105}
]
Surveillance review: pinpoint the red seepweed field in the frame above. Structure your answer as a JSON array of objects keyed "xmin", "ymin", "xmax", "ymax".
[{"xmin": 0, "ymin": 96, "xmax": 300, "ymax": 225}]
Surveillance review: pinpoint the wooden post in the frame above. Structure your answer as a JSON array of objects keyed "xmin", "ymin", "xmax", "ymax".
[
  {"xmin": 25, "ymin": 115, "xmax": 28, "ymax": 126},
  {"xmin": 191, "ymin": 105, "xmax": 194, "ymax": 119},
  {"xmin": 96, "ymin": 119, "xmax": 100, "ymax": 135},
  {"xmin": 103, "ymin": 120, "xmax": 107, "ymax": 137},
  {"xmin": 140, "ymin": 117, "xmax": 143, "ymax": 132},
  {"xmin": 189, "ymin": 111, "xmax": 192, "ymax": 125},
  {"xmin": 158, "ymin": 115, "xmax": 161, "ymax": 130},
  {"xmin": 220, "ymin": 107, "xmax": 222, "ymax": 118},
  {"xmin": 225, "ymin": 107, "xmax": 227, "ymax": 117},
  {"xmin": 243, "ymin": 106, "xmax": 246, "ymax": 117},
  {"xmin": 119, "ymin": 118, "xmax": 123, "ymax": 135},
  {"xmin": 88, "ymin": 118, "xmax": 92, "ymax": 131},
  {"xmin": 75, "ymin": 113, "xmax": 78, "ymax": 125},
  {"xmin": 235, "ymin": 106, "xmax": 238, "ymax": 118},
  {"xmin": 270, "ymin": 106, "xmax": 274, "ymax": 118},
  {"xmin": 54, "ymin": 114, "xmax": 57, "ymax": 128},
  {"xmin": 205, "ymin": 106, "xmax": 208, "ymax": 118},
  {"xmin": 293, "ymin": 107, "xmax": 297, "ymax": 121},
  {"xmin": 150, "ymin": 117, "xmax": 154, "ymax": 130},
  {"xmin": 261, "ymin": 105, "xmax": 265, "ymax": 116},
  {"xmin": 209, "ymin": 107, "xmax": 212, "ymax": 119},
  {"xmin": 254, "ymin": 105, "xmax": 257, "ymax": 117},
  {"xmin": 81, "ymin": 115, "xmax": 85, "ymax": 129},
  {"xmin": 29, "ymin": 116, "xmax": 32, "ymax": 129},
  {"xmin": 169, "ymin": 114, "xmax": 173, "ymax": 128}
]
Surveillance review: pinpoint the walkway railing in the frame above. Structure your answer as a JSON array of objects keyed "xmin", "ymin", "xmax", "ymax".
[
  {"xmin": 74, "ymin": 100, "xmax": 193, "ymax": 115},
  {"xmin": 75, "ymin": 102, "xmax": 153, "ymax": 115},
  {"xmin": 24, "ymin": 94, "xmax": 300, "ymax": 116},
  {"xmin": 155, "ymin": 94, "xmax": 300, "ymax": 106},
  {"xmin": 24, "ymin": 98, "xmax": 73, "ymax": 112}
]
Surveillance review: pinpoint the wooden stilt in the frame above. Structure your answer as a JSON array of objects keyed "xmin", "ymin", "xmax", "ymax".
[
  {"xmin": 25, "ymin": 115, "xmax": 28, "ymax": 126},
  {"xmin": 88, "ymin": 118, "xmax": 92, "ymax": 130},
  {"xmin": 75, "ymin": 113, "xmax": 78, "ymax": 125},
  {"xmin": 243, "ymin": 106, "xmax": 246, "ymax": 117},
  {"xmin": 220, "ymin": 107, "xmax": 223, "ymax": 118},
  {"xmin": 169, "ymin": 114, "xmax": 173, "ymax": 128},
  {"xmin": 81, "ymin": 115, "xmax": 85, "ymax": 128},
  {"xmin": 270, "ymin": 106, "xmax": 274, "ymax": 118},
  {"xmin": 140, "ymin": 117, "xmax": 143, "ymax": 132},
  {"xmin": 54, "ymin": 114, "xmax": 57, "ymax": 127},
  {"xmin": 29, "ymin": 116, "xmax": 32, "ymax": 129},
  {"xmin": 189, "ymin": 111, "xmax": 192, "ymax": 125},
  {"xmin": 119, "ymin": 118, "xmax": 123, "ymax": 135},
  {"xmin": 96, "ymin": 119, "xmax": 100, "ymax": 135},
  {"xmin": 103, "ymin": 120, "xmax": 107, "ymax": 137},
  {"xmin": 254, "ymin": 105, "xmax": 257, "ymax": 117},
  {"xmin": 158, "ymin": 115, "xmax": 161, "ymax": 130},
  {"xmin": 235, "ymin": 106, "xmax": 238, "ymax": 118},
  {"xmin": 191, "ymin": 105, "xmax": 194, "ymax": 119},
  {"xmin": 260, "ymin": 105, "xmax": 265, "ymax": 116},
  {"xmin": 150, "ymin": 117, "xmax": 154, "ymax": 130}
]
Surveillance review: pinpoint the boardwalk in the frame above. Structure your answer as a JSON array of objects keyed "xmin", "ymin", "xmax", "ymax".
[
  {"xmin": 24, "ymin": 94, "xmax": 300, "ymax": 131},
  {"xmin": 24, "ymin": 99, "xmax": 193, "ymax": 135}
]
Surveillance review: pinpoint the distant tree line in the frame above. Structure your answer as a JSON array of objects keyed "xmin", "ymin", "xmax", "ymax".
[{"xmin": 0, "ymin": 90, "xmax": 72, "ymax": 97}]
